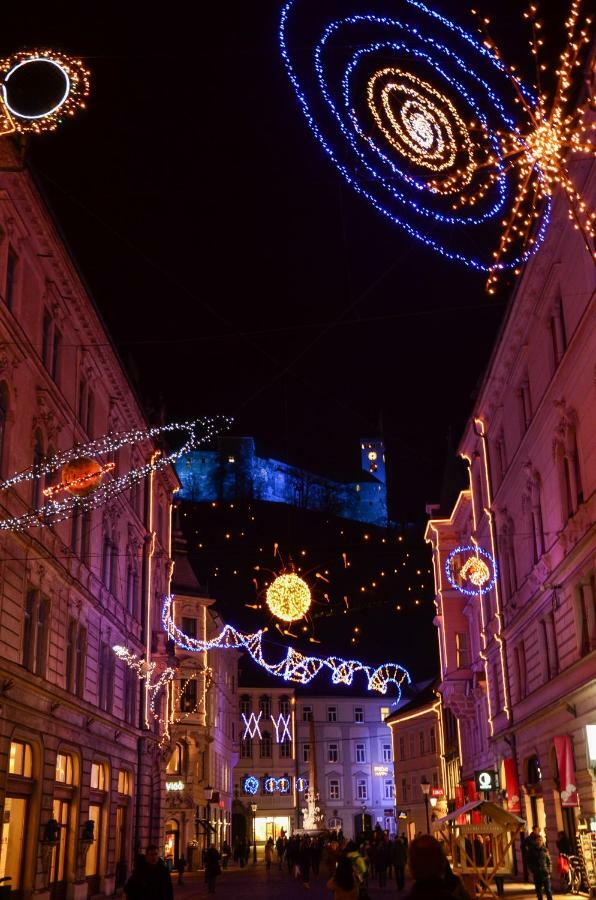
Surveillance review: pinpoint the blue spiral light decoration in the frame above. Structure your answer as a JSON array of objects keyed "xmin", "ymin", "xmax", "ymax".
[{"xmin": 279, "ymin": 0, "xmax": 551, "ymax": 273}]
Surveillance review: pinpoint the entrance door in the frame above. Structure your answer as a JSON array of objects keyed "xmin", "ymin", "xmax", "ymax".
[
  {"xmin": 50, "ymin": 799, "xmax": 70, "ymax": 899},
  {"xmin": 115, "ymin": 806, "xmax": 128, "ymax": 887},
  {"xmin": 85, "ymin": 803, "xmax": 102, "ymax": 895},
  {"xmin": 0, "ymin": 796, "xmax": 28, "ymax": 899},
  {"xmin": 164, "ymin": 820, "xmax": 179, "ymax": 867}
]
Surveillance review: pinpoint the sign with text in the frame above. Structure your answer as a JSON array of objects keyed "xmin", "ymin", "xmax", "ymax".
[{"xmin": 475, "ymin": 769, "xmax": 499, "ymax": 792}]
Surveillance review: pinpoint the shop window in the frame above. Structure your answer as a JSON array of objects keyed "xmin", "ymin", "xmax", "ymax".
[
  {"xmin": 56, "ymin": 753, "xmax": 74, "ymax": 785},
  {"xmin": 85, "ymin": 803, "xmax": 102, "ymax": 879},
  {"xmin": 0, "ymin": 797, "xmax": 27, "ymax": 890},
  {"xmin": 9, "ymin": 741, "xmax": 33, "ymax": 777}
]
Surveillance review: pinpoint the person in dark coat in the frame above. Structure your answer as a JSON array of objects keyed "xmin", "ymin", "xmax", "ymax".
[
  {"xmin": 375, "ymin": 835, "xmax": 392, "ymax": 888},
  {"xmin": 526, "ymin": 835, "xmax": 553, "ymax": 900},
  {"xmin": 393, "ymin": 835, "xmax": 407, "ymax": 891},
  {"xmin": 299, "ymin": 837, "xmax": 312, "ymax": 887},
  {"xmin": 556, "ymin": 831, "xmax": 573, "ymax": 856},
  {"xmin": 124, "ymin": 845, "xmax": 174, "ymax": 900},
  {"xmin": 204, "ymin": 844, "xmax": 221, "ymax": 894},
  {"xmin": 405, "ymin": 836, "xmax": 456, "ymax": 900},
  {"xmin": 176, "ymin": 854, "xmax": 186, "ymax": 885}
]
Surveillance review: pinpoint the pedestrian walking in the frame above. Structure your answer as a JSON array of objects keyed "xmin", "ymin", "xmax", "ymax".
[
  {"xmin": 526, "ymin": 834, "xmax": 553, "ymax": 900},
  {"xmin": 403, "ymin": 836, "xmax": 454, "ymax": 900},
  {"xmin": 176, "ymin": 854, "xmax": 186, "ymax": 885},
  {"xmin": 276, "ymin": 834, "xmax": 286, "ymax": 870},
  {"xmin": 327, "ymin": 855, "xmax": 359, "ymax": 900},
  {"xmin": 265, "ymin": 837, "xmax": 274, "ymax": 871},
  {"xmin": 375, "ymin": 835, "xmax": 391, "ymax": 888},
  {"xmin": 299, "ymin": 837, "xmax": 312, "ymax": 888},
  {"xmin": 124, "ymin": 845, "xmax": 173, "ymax": 900},
  {"xmin": 393, "ymin": 835, "xmax": 407, "ymax": 891},
  {"xmin": 204, "ymin": 844, "xmax": 221, "ymax": 895},
  {"xmin": 221, "ymin": 841, "xmax": 231, "ymax": 869}
]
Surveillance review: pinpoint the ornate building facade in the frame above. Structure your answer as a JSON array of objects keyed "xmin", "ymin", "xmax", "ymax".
[
  {"xmin": 0, "ymin": 139, "xmax": 178, "ymax": 898},
  {"xmin": 425, "ymin": 151, "xmax": 595, "ymax": 859}
]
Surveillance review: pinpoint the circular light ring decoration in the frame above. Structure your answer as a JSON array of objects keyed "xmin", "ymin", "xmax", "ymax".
[
  {"xmin": 0, "ymin": 50, "xmax": 90, "ymax": 133},
  {"xmin": 279, "ymin": 0, "xmax": 551, "ymax": 274},
  {"xmin": 0, "ymin": 417, "xmax": 232, "ymax": 532},
  {"xmin": 296, "ymin": 776, "xmax": 309, "ymax": 792},
  {"xmin": 161, "ymin": 595, "xmax": 411, "ymax": 696},
  {"xmin": 445, "ymin": 544, "xmax": 497, "ymax": 597},
  {"xmin": 243, "ymin": 775, "xmax": 260, "ymax": 795},
  {"xmin": 266, "ymin": 572, "xmax": 312, "ymax": 622}
]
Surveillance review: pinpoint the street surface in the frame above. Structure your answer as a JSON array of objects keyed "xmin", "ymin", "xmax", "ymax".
[{"xmin": 172, "ymin": 861, "xmax": 577, "ymax": 899}]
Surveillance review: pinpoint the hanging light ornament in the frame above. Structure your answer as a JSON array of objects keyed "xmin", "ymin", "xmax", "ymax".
[
  {"xmin": 266, "ymin": 572, "xmax": 312, "ymax": 622},
  {"xmin": 280, "ymin": 0, "xmax": 594, "ymax": 291},
  {"xmin": 43, "ymin": 457, "xmax": 115, "ymax": 499},
  {"xmin": 445, "ymin": 545, "xmax": 497, "ymax": 597},
  {"xmin": 0, "ymin": 50, "xmax": 90, "ymax": 135}
]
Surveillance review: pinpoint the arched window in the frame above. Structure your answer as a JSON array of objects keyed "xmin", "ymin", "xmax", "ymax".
[
  {"xmin": 0, "ymin": 382, "xmax": 8, "ymax": 476},
  {"xmin": 55, "ymin": 752, "xmax": 74, "ymax": 784},
  {"xmin": 240, "ymin": 695, "xmax": 251, "ymax": 717},
  {"xmin": 86, "ymin": 762, "xmax": 108, "ymax": 890},
  {"xmin": 117, "ymin": 769, "xmax": 132, "ymax": 795},
  {"xmin": 31, "ymin": 430, "xmax": 44, "ymax": 509},
  {"xmin": 260, "ymin": 731, "xmax": 272, "ymax": 759},
  {"xmin": 259, "ymin": 695, "xmax": 271, "ymax": 718},
  {"xmin": 166, "ymin": 744, "xmax": 183, "ymax": 775}
]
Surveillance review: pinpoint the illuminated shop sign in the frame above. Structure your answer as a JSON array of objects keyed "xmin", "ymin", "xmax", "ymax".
[{"xmin": 166, "ymin": 781, "xmax": 185, "ymax": 792}]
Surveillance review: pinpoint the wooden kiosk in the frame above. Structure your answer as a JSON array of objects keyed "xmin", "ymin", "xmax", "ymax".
[{"xmin": 432, "ymin": 800, "xmax": 525, "ymax": 897}]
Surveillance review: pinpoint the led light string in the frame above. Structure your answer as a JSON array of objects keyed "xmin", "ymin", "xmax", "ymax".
[
  {"xmin": 161, "ymin": 594, "xmax": 411, "ymax": 695},
  {"xmin": 0, "ymin": 417, "xmax": 232, "ymax": 533},
  {"xmin": 281, "ymin": 0, "xmax": 593, "ymax": 288},
  {"xmin": 0, "ymin": 50, "xmax": 90, "ymax": 134}
]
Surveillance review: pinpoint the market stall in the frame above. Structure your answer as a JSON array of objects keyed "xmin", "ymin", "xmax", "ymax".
[{"xmin": 432, "ymin": 800, "xmax": 525, "ymax": 897}]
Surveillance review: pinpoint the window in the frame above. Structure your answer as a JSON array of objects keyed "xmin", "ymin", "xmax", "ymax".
[
  {"xmin": 384, "ymin": 780, "xmax": 395, "ymax": 800},
  {"xmin": 51, "ymin": 327, "xmax": 61, "ymax": 382},
  {"xmin": 576, "ymin": 580, "xmax": 595, "ymax": 657},
  {"xmin": 548, "ymin": 299, "xmax": 567, "ymax": 371},
  {"xmin": 356, "ymin": 779, "xmax": 368, "ymax": 800},
  {"xmin": 455, "ymin": 632, "xmax": 470, "ymax": 668},
  {"xmin": 380, "ymin": 706, "xmax": 390, "ymax": 721},
  {"xmin": 126, "ymin": 567, "xmax": 138, "ymax": 617},
  {"xmin": 495, "ymin": 432, "xmax": 507, "ymax": 484},
  {"xmin": 259, "ymin": 695, "xmax": 271, "ymax": 718},
  {"xmin": 399, "ymin": 736, "xmax": 405, "ymax": 761},
  {"xmin": 409, "ymin": 735, "xmax": 415, "ymax": 758},
  {"xmin": 166, "ymin": 744, "xmax": 183, "ymax": 775},
  {"xmin": 432, "ymin": 771, "xmax": 439, "ymax": 788},
  {"xmin": 329, "ymin": 779, "xmax": 340, "ymax": 800},
  {"xmin": 23, "ymin": 590, "xmax": 50, "ymax": 677},
  {"xmin": 80, "ymin": 510, "xmax": 91, "ymax": 564},
  {"xmin": 180, "ymin": 678, "xmax": 198, "ymax": 713},
  {"xmin": 355, "ymin": 743, "xmax": 366, "ymax": 764},
  {"xmin": 327, "ymin": 706, "xmax": 337, "ymax": 722},
  {"xmin": 0, "ymin": 797, "xmax": 27, "ymax": 890},
  {"xmin": 32, "ymin": 431, "xmax": 44, "ymax": 510},
  {"xmin": 279, "ymin": 695, "xmax": 290, "ymax": 717},
  {"xmin": 519, "ymin": 377, "xmax": 532, "ymax": 432},
  {"xmin": 98, "ymin": 642, "xmax": 114, "ymax": 713},
  {"xmin": 260, "ymin": 731, "xmax": 272, "ymax": 758},
  {"xmin": 429, "ymin": 728, "xmax": 436, "ymax": 754},
  {"xmin": 123, "ymin": 667, "xmax": 136, "ymax": 725},
  {"xmin": 90, "ymin": 762, "xmax": 106, "ymax": 791},
  {"xmin": 401, "ymin": 777, "xmax": 408, "ymax": 801},
  {"xmin": 382, "ymin": 743, "xmax": 392, "ymax": 763},
  {"xmin": 240, "ymin": 695, "xmax": 251, "ymax": 717},
  {"xmin": 302, "ymin": 743, "xmax": 310, "ymax": 764},
  {"xmin": 419, "ymin": 731, "xmax": 425, "ymax": 755},
  {"xmin": 280, "ymin": 737, "xmax": 292, "ymax": 759},
  {"xmin": 514, "ymin": 643, "xmax": 527, "ymax": 701},
  {"xmin": 65, "ymin": 618, "xmax": 77, "ymax": 693},
  {"xmin": 55, "ymin": 753, "xmax": 74, "ymax": 785},
  {"xmin": 86, "ymin": 389, "xmax": 94, "ymax": 436},
  {"xmin": 42, "ymin": 309, "xmax": 52, "ymax": 369},
  {"xmin": 240, "ymin": 737, "xmax": 252, "ymax": 759},
  {"xmin": 9, "ymin": 741, "xmax": 33, "ymax": 777},
  {"xmin": 0, "ymin": 382, "xmax": 8, "ymax": 476},
  {"xmin": 354, "ymin": 706, "xmax": 364, "ymax": 723},
  {"xmin": 117, "ymin": 769, "xmax": 132, "ymax": 795},
  {"xmin": 5, "ymin": 247, "xmax": 17, "ymax": 309},
  {"xmin": 328, "ymin": 743, "xmax": 339, "ymax": 763},
  {"xmin": 302, "ymin": 705, "xmax": 313, "ymax": 722}
]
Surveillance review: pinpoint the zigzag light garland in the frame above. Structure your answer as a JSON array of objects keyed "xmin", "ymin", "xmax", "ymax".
[
  {"xmin": 280, "ymin": 0, "xmax": 594, "ymax": 289},
  {"xmin": 162, "ymin": 595, "xmax": 410, "ymax": 695},
  {"xmin": 0, "ymin": 417, "xmax": 232, "ymax": 532}
]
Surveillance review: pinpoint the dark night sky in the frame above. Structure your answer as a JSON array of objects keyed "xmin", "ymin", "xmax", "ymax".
[{"xmin": 1, "ymin": 0, "xmax": 560, "ymax": 677}]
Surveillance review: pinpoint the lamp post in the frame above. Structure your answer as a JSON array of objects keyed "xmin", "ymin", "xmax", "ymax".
[
  {"xmin": 250, "ymin": 803, "xmax": 257, "ymax": 864},
  {"xmin": 420, "ymin": 778, "xmax": 431, "ymax": 833},
  {"xmin": 361, "ymin": 803, "xmax": 367, "ymax": 837},
  {"xmin": 204, "ymin": 785, "xmax": 213, "ymax": 857}
]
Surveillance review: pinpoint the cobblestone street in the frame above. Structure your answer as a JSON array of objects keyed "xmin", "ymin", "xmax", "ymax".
[{"xmin": 171, "ymin": 862, "xmax": 575, "ymax": 899}]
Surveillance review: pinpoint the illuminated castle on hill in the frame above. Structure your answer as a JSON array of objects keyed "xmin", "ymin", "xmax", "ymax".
[{"xmin": 176, "ymin": 437, "xmax": 388, "ymax": 527}]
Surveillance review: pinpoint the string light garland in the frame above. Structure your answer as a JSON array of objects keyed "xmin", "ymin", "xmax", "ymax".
[
  {"xmin": 280, "ymin": 0, "xmax": 594, "ymax": 288},
  {"xmin": 0, "ymin": 417, "xmax": 232, "ymax": 533},
  {"xmin": 266, "ymin": 572, "xmax": 312, "ymax": 622},
  {"xmin": 445, "ymin": 544, "xmax": 497, "ymax": 596},
  {"xmin": 0, "ymin": 50, "xmax": 90, "ymax": 134},
  {"xmin": 162, "ymin": 594, "xmax": 411, "ymax": 695}
]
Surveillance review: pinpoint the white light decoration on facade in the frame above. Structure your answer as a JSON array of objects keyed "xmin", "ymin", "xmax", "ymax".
[
  {"xmin": 242, "ymin": 712, "xmax": 263, "ymax": 740},
  {"xmin": 271, "ymin": 713, "xmax": 292, "ymax": 743}
]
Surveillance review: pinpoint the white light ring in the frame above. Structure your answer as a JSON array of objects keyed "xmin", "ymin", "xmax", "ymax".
[
  {"xmin": 445, "ymin": 544, "xmax": 498, "ymax": 596},
  {"xmin": 2, "ymin": 57, "xmax": 71, "ymax": 120}
]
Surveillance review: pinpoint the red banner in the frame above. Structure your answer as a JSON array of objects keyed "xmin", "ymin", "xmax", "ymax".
[
  {"xmin": 455, "ymin": 786, "xmax": 466, "ymax": 824},
  {"xmin": 466, "ymin": 780, "xmax": 482, "ymax": 823},
  {"xmin": 554, "ymin": 735, "xmax": 579, "ymax": 808},
  {"xmin": 503, "ymin": 757, "xmax": 521, "ymax": 813}
]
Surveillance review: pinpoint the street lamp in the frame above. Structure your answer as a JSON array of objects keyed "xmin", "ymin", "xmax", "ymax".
[
  {"xmin": 361, "ymin": 803, "xmax": 367, "ymax": 836},
  {"xmin": 420, "ymin": 778, "xmax": 431, "ymax": 834},
  {"xmin": 250, "ymin": 803, "xmax": 257, "ymax": 864}
]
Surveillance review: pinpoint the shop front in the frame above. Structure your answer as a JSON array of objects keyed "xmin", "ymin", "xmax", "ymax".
[
  {"xmin": 254, "ymin": 815, "xmax": 290, "ymax": 844},
  {"xmin": 0, "ymin": 740, "xmax": 35, "ymax": 899}
]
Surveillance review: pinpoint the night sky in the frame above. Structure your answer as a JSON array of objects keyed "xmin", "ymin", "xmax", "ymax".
[{"xmin": 1, "ymin": 0, "xmax": 559, "ymax": 679}]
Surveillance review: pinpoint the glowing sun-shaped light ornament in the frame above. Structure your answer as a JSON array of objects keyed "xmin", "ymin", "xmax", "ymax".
[
  {"xmin": 445, "ymin": 545, "xmax": 497, "ymax": 597},
  {"xmin": 43, "ymin": 457, "xmax": 115, "ymax": 500},
  {"xmin": 0, "ymin": 50, "xmax": 90, "ymax": 136},
  {"xmin": 266, "ymin": 572, "xmax": 312, "ymax": 623}
]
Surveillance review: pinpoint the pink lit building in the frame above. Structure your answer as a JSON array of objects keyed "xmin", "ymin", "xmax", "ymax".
[
  {"xmin": 0, "ymin": 139, "xmax": 178, "ymax": 898},
  {"xmin": 425, "ymin": 151, "xmax": 595, "ymax": 860}
]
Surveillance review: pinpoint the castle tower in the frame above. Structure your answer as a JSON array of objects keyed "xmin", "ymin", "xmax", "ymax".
[{"xmin": 361, "ymin": 438, "xmax": 386, "ymax": 484}]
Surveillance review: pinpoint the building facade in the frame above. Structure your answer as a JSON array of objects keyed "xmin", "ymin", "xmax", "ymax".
[
  {"xmin": 425, "ymin": 148, "xmax": 595, "ymax": 862},
  {"xmin": 164, "ymin": 537, "xmax": 239, "ymax": 868},
  {"xmin": 0, "ymin": 140, "xmax": 178, "ymax": 898}
]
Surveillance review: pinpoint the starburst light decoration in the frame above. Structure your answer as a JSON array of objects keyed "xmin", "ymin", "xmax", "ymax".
[
  {"xmin": 0, "ymin": 50, "xmax": 90, "ymax": 135},
  {"xmin": 266, "ymin": 572, "xmax": 313, "ymax": 622},
  {"xmin": 161, "ymin": 594, "xmax": 410, "ymax": 695},
  {"xmin": 0, "ymin": 417, "xmax": 232, "ymax": 532},
  {"xmin": 280, "ymin": 0, "xmax": 594, "ymax": 290},
  {"xmin": 445, "ymin": 544, "xmax": 497, "ymax": 597}
]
